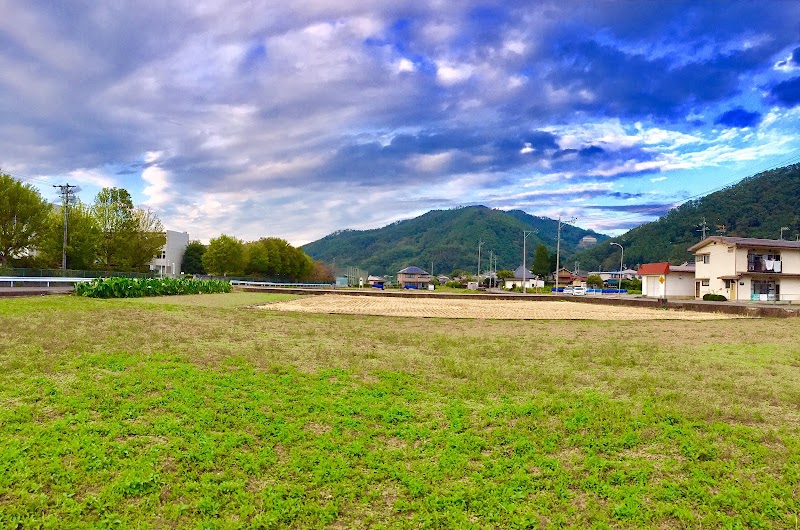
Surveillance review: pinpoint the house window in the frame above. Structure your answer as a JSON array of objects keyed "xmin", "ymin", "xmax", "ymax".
[
  {"xmin": 724, "ymin": 279, "xmax": 733, "ymax": 289},
  {"xmin": 696, "ymin": 254, "xmax": 710, "ymax": 264},
  {"xmin": 701, "ymin": 280, "xmax": 710, "ymax": 286}
]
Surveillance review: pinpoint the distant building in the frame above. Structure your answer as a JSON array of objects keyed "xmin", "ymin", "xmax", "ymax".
[
  {"xmin": 504, "ymin": 265, "xmax": 542, "ymax": 289},
  {"xmin": 638, "ymin": 262, "xmax": 696, "ymax": 299},
  {"xmin": 368, "ymin": 275, "xmax": 386, "ymax": 288},
  {"xmin": 578, "ymin": 235, "xmax": 598, "ymax": 248},
  {"xmin": 397, "ymin": 266, "xmax": 431, "ymax": 289},
  {"xmin": 149, "ymin": 230, "xmax": 189, "ymax": 278}
]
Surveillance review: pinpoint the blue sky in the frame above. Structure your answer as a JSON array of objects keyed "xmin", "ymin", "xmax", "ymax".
[{"xmin": 3, "ymin": 1, "xmax": 800, "ymax": 244}]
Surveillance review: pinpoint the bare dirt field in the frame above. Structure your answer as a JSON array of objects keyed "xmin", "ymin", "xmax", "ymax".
[{"xmin": 261, "ymin": 294, "xmax": 740, "ymax": 320}]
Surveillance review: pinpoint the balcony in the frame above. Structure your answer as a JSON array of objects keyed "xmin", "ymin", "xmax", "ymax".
[{"xmin": 747, "ymin": 256, "xmax": 782, "ymax": 273}]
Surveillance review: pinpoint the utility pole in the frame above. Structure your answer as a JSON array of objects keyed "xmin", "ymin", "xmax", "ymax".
[
  {"xmin": 53, "ymin": 183, "xmax": 78, "ymax": 270},
  {"xmin": 488, "ymin": 251, "xmax": 493, "ymax": 288},
  {"xmin": 522, "ymin": 231, "xmax": 534, "ymax": 294},
  {"xmin": 477, "ymin": 240, "xmax": 483, "ymax": 281},
  {"xmin": 555, "ymin": 216, "xmax": 577, "ymax": 294},
  {"xmin": 716, "ymin": 224, "xmax": 727, "ymax": 235},
  {"xmin": 780, "ymin": 226, "xmax": 790, "ymax": 240},
  {"xmin": 696, "ymin": 217, "xmax": 709, "ymax": 240}
]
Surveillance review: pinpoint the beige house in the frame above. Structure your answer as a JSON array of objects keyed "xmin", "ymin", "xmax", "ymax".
[
  {"xmin": 397, "ymin": 266, "xmax": 431, "ymax": 289},
  {"xmin": 688, "ymin": 236, "xmax": 800, "ymax": 301}
]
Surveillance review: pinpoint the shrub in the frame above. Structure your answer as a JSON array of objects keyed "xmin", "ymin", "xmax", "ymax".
[
  {"xmin": 702, "ymin": 293, "xmax": 727, "ymax": 302},
  {"xmin": 75, "ymin": 277, "xmax": 232, "ymax": 298}
]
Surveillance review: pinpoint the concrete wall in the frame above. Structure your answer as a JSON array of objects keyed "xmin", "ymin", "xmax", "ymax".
[{"xmin": 150, "ymin": 230, "xmax": 190, "ymax": 277}]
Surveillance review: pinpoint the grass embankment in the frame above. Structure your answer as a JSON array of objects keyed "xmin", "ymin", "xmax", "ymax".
[{"xmin": 0, "ymin": 293, "xmax": 798, "ymax": 528}]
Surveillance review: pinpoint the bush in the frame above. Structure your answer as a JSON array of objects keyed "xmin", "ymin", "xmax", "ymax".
[
  {"xmin": 445, "ymin": 281, "xmax": 463, "ymax": 289},
  {"xmin": 75, "ymin": 277, "xmax": 232, "ymax": 298},
  {"xmin": 702, "ymin": 293, "xmax": 727, "ymax": 302}
]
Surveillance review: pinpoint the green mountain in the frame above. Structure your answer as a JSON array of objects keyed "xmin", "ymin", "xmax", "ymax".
[
  {"xmin": 572, "ymin": 163, "xmax": 800, "ymax": 271},
  {"xmin": 302, "ymin": 206, "xmax": 608, "ymax": 276}
]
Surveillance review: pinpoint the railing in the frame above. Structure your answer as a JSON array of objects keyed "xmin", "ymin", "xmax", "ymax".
[
  {"xmin": 0, "ymin": 276, "xmax": 93, "ymax": 287},
  {"xmin": 0, "ymin": 267, "xmax": 154, "ymax": 278},
  {"xmin": 747, "ymin": 260, "xmax": 782, "ymax": 273},
  {"xmin": 229, "ymin": 280, "xmax": 332, "ymax": 289}
]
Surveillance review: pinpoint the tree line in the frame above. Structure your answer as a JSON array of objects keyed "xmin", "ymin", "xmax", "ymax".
[
  {"xmin": 1, "ymin": 172, "xmax": 332, "ymax": 282},
  {"xmin": 184, "ymin": 235, "xmax": 334, "ymax": 282},
  {"xmin": 1, "ymin": 173, "xmax": 165, "ymax": 271}
]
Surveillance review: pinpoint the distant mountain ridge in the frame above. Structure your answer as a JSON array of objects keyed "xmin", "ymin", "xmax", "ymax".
[
  {"xmin": 572, "ymin": 163, "xmax": 800, "ymax": 271},
  {"xmin": 302, "ymin": 206, "xmax": 608, "ymax": 276}
]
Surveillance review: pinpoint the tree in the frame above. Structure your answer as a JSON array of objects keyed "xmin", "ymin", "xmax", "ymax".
[
  {"xmin": 203, "ymin": 234, "xmax": 245, "ymax": 276},
  {"xmin": 496, "ymin": 269, "xmax": 514, "ymax": 279},
  {"xmin": 38, "ymin": 201, "xmax": 101, "ymax": 270},
  {"xmin": 92, "ymin": 187, "xmax": 137, "ymax": 269},
  {"xmin": 308, "ymin": 260, "xmax": 334, "ymax": 283},
  {"xmin": 91, "ymin": 188, "xmax": 165, "ymax": 271},
  {"xmin": 532, "ymin": 244, "xmax": 550, "ymax": 278},
  {"xmin": 125, "ymin": 209, "xmax": 166, "ymax": 272},
  {"xmin": 0, "ymin": 173, "xmax": 52, "ymax": 266},
  {"xmin": 182, "ymin": 241, "xmax": 206, "ymax": 275},
  {"xmin": 586, "ymin": 274, "xmax": 603, "ymax": 288}
]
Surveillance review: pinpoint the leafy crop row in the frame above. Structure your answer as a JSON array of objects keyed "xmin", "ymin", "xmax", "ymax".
[{"xmin": 74, "ymin": 277, "xmax": 232, "ymax": 298}]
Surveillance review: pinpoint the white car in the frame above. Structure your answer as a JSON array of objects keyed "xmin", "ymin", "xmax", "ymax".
[
  {"xmin": 572, "ymin": 286, "xmax": 587, "ymax": 296},
  {"xmin": 563, "ymin": 286, "xmax": 574, "ymax": 295}
]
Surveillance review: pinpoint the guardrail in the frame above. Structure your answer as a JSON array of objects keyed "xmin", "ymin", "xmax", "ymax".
[
  {"xmin": 229, "ymin": 280, "xmax": 332, "ymax": 289},
  {"xmin": 0, "ymin": 276, "xmax": 94, "ymax": 287}
]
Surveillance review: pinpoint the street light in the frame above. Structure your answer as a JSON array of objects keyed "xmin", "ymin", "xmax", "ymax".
[
  {"xmin": 610, "ymin": 242, "xmax": 624, "ymax": 295},
  {"xmin": 522, "ymin": 230, "xmax": 534, "ymax": 294},
  {"xmin": 555, "ymin": 216, "xmax": 577, "ymax": 294},
  {"xmin": 477, "ymin": 240, "xmax": 484, "ymax": 281}
]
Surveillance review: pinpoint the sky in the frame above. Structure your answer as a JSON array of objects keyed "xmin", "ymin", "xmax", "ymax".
[{"xmin": 3, "ymin": 0, "xmax": 800, "ymax": 245}]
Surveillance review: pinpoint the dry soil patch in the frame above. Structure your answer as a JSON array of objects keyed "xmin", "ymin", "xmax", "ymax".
[{"xmin": 260, "ymin": 294, "xmax": 739, "ymax": 320}]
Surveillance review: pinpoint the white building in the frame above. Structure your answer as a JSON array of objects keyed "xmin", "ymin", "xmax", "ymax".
[
  {"xmin": 638, "ymin": 262, "xmax": 696, "ymax": 299},
  {"xmin": 504, "ymin": 265, "xmax": 543, "ymax": 290},
  {"xmin": 688, "ymin": 236, "xmax": 800, "ymax": 302},
  {"xmin": 149, "ymin": 230, "xmax": 190, "ymax": 277}
]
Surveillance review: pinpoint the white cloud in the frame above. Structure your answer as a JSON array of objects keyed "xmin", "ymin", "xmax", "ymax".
[
  {"xmin": 650, "ymin": 176, "xmax": 667, "ymax": 182},
  {"xmin": 436, "ymin": 62, "xmax": 473, "ymax": 85}
]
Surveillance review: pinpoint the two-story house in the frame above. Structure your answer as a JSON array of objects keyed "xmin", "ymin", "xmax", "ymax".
[
  {"xmin": 397, "ymin": 266, "xmax": 431, "ymax": 289},
  {"xmin": 688, "ymin": 236, "xmax": 800, "ymax": 301}
]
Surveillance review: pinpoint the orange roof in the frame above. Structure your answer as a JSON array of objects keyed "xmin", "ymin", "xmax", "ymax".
[{"xmin": 638, "ymin": 262, "xmax": 670, "ymax": 276}]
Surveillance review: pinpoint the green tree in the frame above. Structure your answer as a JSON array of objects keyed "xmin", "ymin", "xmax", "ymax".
[
  {"xmin": 125, "ymin": 209, "xmax": 166, "ymax": 272},
  {"xmin": 91, "ymin": 188, "xmax": 165, "ymax": 271},
  {"xmin": 497, "ymin": 269, "xmax": 514, "ymax": 279},
  {"xmin": 532, "ymin": 244, "xmax": 550, "ymax": 278},
  {"xmin": 586, "ymin": 274, "xmax": 603, "ymax": 288},
  {"xmin": 203, "ymin": 234, "xmax": 244, "ymax": 276},
  {"xmin": 0, "ymin": 173, "xmax": 52, "ymax": 266},
  {"xmin": 39, "ymin": 201, "xmax": 101, "ymax": 270},
  {"xmin": 181, "ymin": 241, "xmax": 206, "ymax": 275},
  {"xmin": 92, "ymin": 187, "xmax": 137, "ymax": 269}
]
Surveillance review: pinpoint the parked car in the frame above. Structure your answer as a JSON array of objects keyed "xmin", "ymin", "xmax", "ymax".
[
  {"xmin": 572, "ymin": 286, "xmax": 587, "ymax": 296},
  {"xmin": 563, "ymin": 286, "xmax": 574, "ymax": 295}
]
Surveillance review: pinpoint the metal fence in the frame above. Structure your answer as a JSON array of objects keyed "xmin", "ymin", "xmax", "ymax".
[
  {"xmin": 0, "ymin": 267, "xmax": 154, "ymax": 279},
  {"xmin": 229, "ymin": 280, "xmax": 331, "ymax": 289}
]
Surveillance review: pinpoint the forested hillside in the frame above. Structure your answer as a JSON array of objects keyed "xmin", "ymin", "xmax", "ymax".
[
  {"xmin": 302, "ymin": 206, "xmax": 607, "ymax": 276},
  {"xmin": 572, "ymin": 163, "xmax": 800, "ymax": 271}
]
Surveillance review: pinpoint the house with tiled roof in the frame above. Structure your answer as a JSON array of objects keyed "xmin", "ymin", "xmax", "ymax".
[
  {"xmin": 688, "ymin": 236, "xmax": 800, "ymax": 301},
  {"xmin": 638, "ymin": 262, "xmax": 695, "ymax": 299},
  {"xmin": 397, "ymin": 266, "xmax": 431, "ymax": 289}
]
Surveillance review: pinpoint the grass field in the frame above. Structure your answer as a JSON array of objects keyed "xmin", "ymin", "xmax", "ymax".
[{"xmin": 1, "ymin": 292, "xmax": 798, "ymax": 529}]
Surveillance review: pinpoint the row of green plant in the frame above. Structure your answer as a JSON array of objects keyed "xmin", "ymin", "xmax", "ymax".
[{"xmin": 74, "ymin": 277, "xmax": 232, "ymax": 298}]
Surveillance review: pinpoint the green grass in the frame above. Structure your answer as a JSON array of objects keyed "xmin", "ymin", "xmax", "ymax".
[{"xmin": 1, "ymin": 294, "xmax": 799, "ymax": 528}]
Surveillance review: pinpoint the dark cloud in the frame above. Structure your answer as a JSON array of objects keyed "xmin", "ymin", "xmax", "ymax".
[
  {"xmin": 584, "ymin": 203, "xmax": 673, "ymax": 215},
  {"xmin": 715, "ymin": 107, "xmax": 762, "ymax": 128},
  {"xmin": 769, "ymin": 77, "xmax": 800, "ymax": 107}
]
